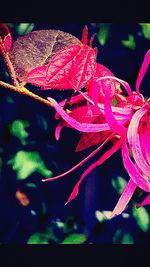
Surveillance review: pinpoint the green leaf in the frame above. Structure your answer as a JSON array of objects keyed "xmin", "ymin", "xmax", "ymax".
[
  {"xmin": 27, "ymin": 232, "xmax": 49, "ymax": 244},
  {"xmin": 121, "ymin": 34, "xmax": 136, "ymax": 50},
  {"xmin": 9, "ymin": 120, "xmax": 30, "ymax": 145},
  {"xmin": 113, "ymin": 229, "xmax": 134, "ymax": 244},
  {"xmin": 16, "ymin": 23, "xmax": 34, "ymax": 35},
  {"xmin": 139, "ymin": 23, "xmax": 150, "ymax": 40},
  {"xmin": 43, "ymin": 227, "xmax": 58, "ymax": 242},
  {"xmin": 112, "ymin": 176, "xmax": 127, "ymax": 195},
  {"xmin": 55, "ymin": 221, "xmax": 65, "ymax": 229},
  {"xmin": 27, "ymin": 226, "xmax": 58, "ymax": 244},
  {"xmin": 121, "ymin": 233, "xmax": 134, "ymax": 244},
  {"xmin": 61, "ymin": 233, "xmax": 87, "ymax": 244},
  {"xmin": 8, "ymin": 150, "xmax": 53, "ymax": 180},
  {"xmin": 95, "ymin": 210, "xmax": 112, "ymax": 222},
  {"xmin": 112, "ymin": 97, "xmax": 118, "ymax": 106},
  {"xmin": 25, "ymin": 182, "xmax": 38, "ymax": 188},
  {"xmin": 97, "ymin": 23, "xmax": 110, "ymax": 46},
  {"xmin": 132, "ymin": 203, "xmax": 150, "ymax": 232}
]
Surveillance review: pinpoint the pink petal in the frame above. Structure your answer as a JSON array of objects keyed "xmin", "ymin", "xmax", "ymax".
[
  {"xmin": 127, "ymin": 107, "xmax": 150, "ymax": 177},
  {"xmin": 97, "ymin": 76, "xmax": 133, "ymax": 96},
  {"xmin": 65, "ymin": 135, "xmax": 123, "ymax": 205},
  {"xmin": 42, "ymin": 133, "xmax": 115, "ymax": 182},
  {"xmin": 136, "ymin": 50, "xmax": 150, "ymax": 94},
  {"xmin": 111, "ymin": 178, "xmax": 137, "ymax": 216},
  {"xmin": 79, "ymin": 91, "xmax": 133, "ymax": 117},
  {"xmin": 140, "ymin": 123, "xmax": 150, "ymax": 165},
  {"xmin": 122, "ymin": 141, "xmax": 150, "ymax": 192},
  {"xmin": 103, "ymin": 84, "xmax": 127, "ymax": 136},
  {"xmin": 136, "ymin": 194, "xmax": 150, "ymax": 208},
  {"xmin": 55, "ymin": 123, "xmax": 63, "ymax": 140},
  {"xmin": 86, "ymin": 63, "xmax": 119, "ymax": 103},
  {"xmin": 47, "ymin": 97, "xmax": 111, "ymax": 132}
]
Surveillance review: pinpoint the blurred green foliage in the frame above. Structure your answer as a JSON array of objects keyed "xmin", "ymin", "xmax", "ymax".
[
  {"xmin": 61, "ymin": 233, "xmax": 87, "ymax": 244},
  {"xmin": 97, "ymin": 23, "xmax": 111, "ymax": 46},
  {"xmin": 132, "ymin": 203, "xmax": 150, "ymax": 232},
  {"xmin": 113, "ymin": 229, "xmax": 134, "ymax": 244},
  {"xmin": 95, "ymin": 210, "xmax": 112, "ymax": 222},
  {"xmin": 121, "ymin": 34, "xmax": 136, "ymax": 50},
  {"xmin": 112, "ymin": 176, "xmax": 127, "ymax": 195},
  {"xmin": 6, "ymin": 23, "xmax": 34, "ymax": 35},
  {"xmin": 27, "ymin": 232, "xmax": 49, "ymax": 244},
  {"xmin": 25, "ymin": 182, "xmax": 38, "ymax": 188},
  {"xmin": 27, "ymin": 217, "xmax": 86, "ymax": 244},
  {"xmin": 8, "ymin": 150, "xmax": 52, "ymax": 180},
  {"xmin": 139, "ymin": 23, "xmax": 150, "ymax": 40},
  {"xmin": 9, "ymin": 120, "xmax": 30, "ymax": 145},
  {"xmin": 27, "ymin": 226, "xmax": 58, "ymax": 244}
]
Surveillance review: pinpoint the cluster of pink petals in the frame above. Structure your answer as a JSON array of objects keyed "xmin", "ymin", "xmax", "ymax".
[{"xmin": 43, "ymin": 49, "xmax": 150, "ymax": 217}]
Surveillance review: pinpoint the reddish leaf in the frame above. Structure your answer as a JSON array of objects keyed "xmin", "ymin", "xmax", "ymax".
[
  {"xmin": 25, "ymin": 43, "xmax": 97, "ymax": 90},
  {"xmin": 81, "ymin": 25, "xmax": 88, "ymax": 45},
  {"xmin": 25, "ymin": 44, "xmax": 81, "ymax": 89},
  {"xmin": 68, "ymin": 44, "xmax": 97, "ymax": 90},
  {"xmin": 0, "ymin": 23, "xmax": 12, "ymax": 52},
  {"xmin": 75, "ymin": 128, "xmax": 111, "ymax": 152},
  {"xmin": 8, "ymin": 29, "xmax": 81, "ymax": 81},
  {"xmin": 70, "ymin": 105, "xmax": 110, "ymax": 152},
  {"xmin": 55, "ymin": 102, "xmax": 111, "ymax": 150},
  {"xmin": 66, "ymin": 104, "xmax": 102, "ymax": 123}
]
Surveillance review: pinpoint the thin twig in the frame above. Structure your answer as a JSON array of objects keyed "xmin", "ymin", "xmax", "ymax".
[
  {"xmin": 0, "ymin": 80, "xmax": 54, "ymax": 107},
  {"xmin": 0, "ymin": 41, "xmax": 19, "ymax": 87}
]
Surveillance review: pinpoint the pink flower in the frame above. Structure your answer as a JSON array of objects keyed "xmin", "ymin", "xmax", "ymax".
[
  {"xmin": 111, "ymin": 50, "xmax": 150, "ymax": 216},
  {"xmin": 43, "ymin": 49, "xmax": 150, "ymax": 216}
]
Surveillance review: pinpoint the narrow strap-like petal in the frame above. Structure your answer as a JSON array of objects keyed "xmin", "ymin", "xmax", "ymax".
[
  {"xmin": 127, "ymin": 107, "xmax": 150, "ymax": 177},
  {"xmin": 140, "ymin": 123, "xmax": 150, "ymax": 165},
  {"xmin": 136, "ymin": 50, "xmax": 150, "ymax": 94},
  {"xmin": 47, "ymin": 97, "xmax": 111, "ymax": 132},
  {"xmin": 136, "ymin": 194, "xmax": 150, "ymax": 208},
  {"xmin": 95, "ymin": 76, "xmax": 133, "ymax": 95},
  {"xmin": 79, "ymin": 91, "xmax": 133, "ymax": 116},
  {"xmin": 65, "ymin": 136, "xmax": 123, "ymax": 205},
  {"xmin": 122, "ymin": 141, "xmax": 150, "ymax": 192},
  {"xmin": 42, "ymin": 133, "xmax": 115, "ymax": 182},
  {"xmin": 111, "ymin": 178, "xmax": 137, "ymax": 216},
  {"xmin": 103, "ymin": 84, "xmax": 127, "ymax": 136},
  {"xmin": 55, "ymin": 123, "xmax": 63, "ymax": 140}
]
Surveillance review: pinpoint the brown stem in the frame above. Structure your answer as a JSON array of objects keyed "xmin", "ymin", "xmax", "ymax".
[
  {"xmin": 0, "ymin": 41, "xmax": 19, "ymax": 87},
  {"xmin": 0, "ymin": 80, "xmax": 54, "ymax": 107}
]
